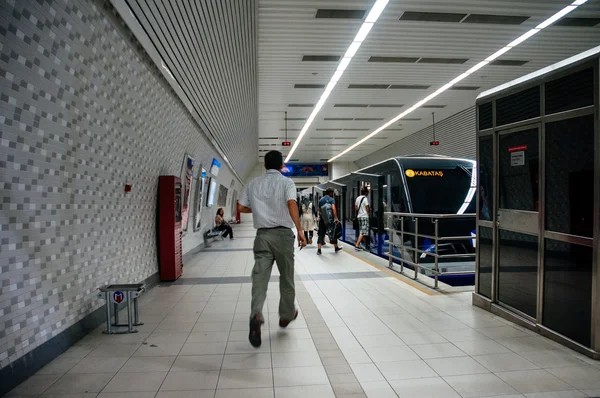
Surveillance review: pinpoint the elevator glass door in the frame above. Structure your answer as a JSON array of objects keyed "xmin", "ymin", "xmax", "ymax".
[{"xmin": 496, "ymin": 126, "xmax": 540, "ymax": 319}]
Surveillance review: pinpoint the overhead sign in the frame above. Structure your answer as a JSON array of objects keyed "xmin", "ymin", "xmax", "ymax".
[
  {"xmin": 508, "ymin": 145, "xmax": 528, "ymax": 153},
  {"xmin": 282, "ymin": 141, "xmax": 291, "ymax": 147},
  {"xmin": 405, "ymin": 169, "xmax": 444, "ymax": 178},
  {"xmin": 282, "ymin": 164, "xmax": 328, "ymax": 177}
]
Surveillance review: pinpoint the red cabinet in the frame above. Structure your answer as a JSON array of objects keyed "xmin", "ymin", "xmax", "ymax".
[{"xmin": 158, "ymin": 176, "xmax": 183, "ymax": 281}]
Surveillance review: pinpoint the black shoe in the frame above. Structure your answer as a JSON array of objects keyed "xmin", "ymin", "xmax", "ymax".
[
  {"xmin": 317, "ymin": 249, "xmax": 322, "ymax": 255},
  {"xmin": 249, "ymin": 315, "xmax": 263, "ymax": 347},
  {"xmin": 335, "ymin": 247, "xmax": 343, "ymax": 253},
  {"xmin": 279, "ymin": 310, "xmax": 298, "ymax": 328}
]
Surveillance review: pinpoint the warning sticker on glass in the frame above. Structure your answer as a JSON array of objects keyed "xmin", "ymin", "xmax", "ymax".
[{"xmin": 511, "ymin": 151, "xmax": 525, "ymax": 166}]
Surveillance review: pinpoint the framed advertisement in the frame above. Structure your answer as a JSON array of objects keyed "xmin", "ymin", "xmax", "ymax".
[
  {"xmin": 180, "ymin": 154, "xmax": 194, "ymax": 233},
  {"xmin": 193, "ymin": 167, "xmax": 206, "ymax": 232}
]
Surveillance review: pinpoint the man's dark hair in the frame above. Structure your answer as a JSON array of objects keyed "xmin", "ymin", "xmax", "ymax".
[
  {"xmin": 264, "ymin": 151, "xmax": 283, "ymax": 170},
  {"xmin": 361, "ymin": 187, "xmax": 369, "ymax": 196},
  {"xmin": 325, "ymin": 188, "xmax": 335, "ymax": 196}
]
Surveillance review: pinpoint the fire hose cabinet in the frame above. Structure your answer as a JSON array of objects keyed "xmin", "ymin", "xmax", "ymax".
[{"xmin": 158, "ymin": 176, "xmax": 183, "ymax": 281}]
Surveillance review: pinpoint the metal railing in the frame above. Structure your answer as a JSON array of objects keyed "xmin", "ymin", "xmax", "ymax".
[{"xmin": 383, "ymin": 212, "xmax": 476, "ymax": 288}]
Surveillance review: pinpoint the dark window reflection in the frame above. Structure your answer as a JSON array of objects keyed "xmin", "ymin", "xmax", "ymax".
[
  {"xmin": 545, "ymin": 68, "xmax": 594, "ymax": 115},
  {"xmin": 498, "ymin": 229, "xmax": 538, "ymax": 317},
  {"xmin": 545, "ymin": 115, "xmax": 594, "ymax": 238},
  {"xmin": 496, "ymin": 86, "xmax": 540, "ymax": 127},
  {"xmin": 477, "ymin": 226, "xmax": 493, "ymax": 298},
  {"xmin": 478, "ymin": 135, "xmax": 493, "ymax": 221},
  {"xmin": 499, "ymin": 128, "xmax": 539, "ymax": 212},
  {"xmin": 543, "ymin": 239, "xmax": 592, "ymax": 347}
]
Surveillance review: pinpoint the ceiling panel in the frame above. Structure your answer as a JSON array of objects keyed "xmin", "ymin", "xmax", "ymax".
[
  {"xmin": 125, "ymin": 0, "xmax": 258, "ymax": 178},
  {"xmin": 258, "ymin": 0, "xmax": 600, "ymax": 163}
]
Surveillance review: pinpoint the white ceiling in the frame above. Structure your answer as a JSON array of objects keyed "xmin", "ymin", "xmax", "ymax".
[{"xmin": 258, "ymin": 0, "xmax": 600, "ymax": 164}]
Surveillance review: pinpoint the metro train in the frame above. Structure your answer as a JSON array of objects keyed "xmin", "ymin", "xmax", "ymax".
[{"xmin": 307, "ymin": 155, "xmax": 477, "ymax": 286}]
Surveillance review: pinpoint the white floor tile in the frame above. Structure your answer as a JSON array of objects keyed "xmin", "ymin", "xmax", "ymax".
[
  {"xmin": 518, "ymin": 350, "xmax": 589, "ymax": 369},
  {"xmin": 160, "ymin": 371, "xmax": 220, "ymax": 391},
  {"xmin": 36, "ymin": 356, "xmax": 82, "ymax": 375},
  {"xmin": 102, "ymin": 372, "xmax": 168, "ymax": 392},
  {"xmin": 355, "ymin": 333, "xmax": 405, "ymax": 348},
  {"xmin": 216, "ymin": 388, "xmax": 274, "ymax": 398},
  {"xmin": 545, "ymin": 366, "xmax": 600, "ymax": 390},
  {"xmin": 273, "ymin": 366, "xmax": 329, "ymax": 387},
  {"xmin": 7, "ymin": 375, "xmax": 61, "ymax": 395},
  {"xmin": 425, "ymin": 357, "xmax": 489, "ymax": 376},
  {"xmin": 270, "ymin": 337, "xmax": 317, "ymax": 353},
  {"xmin": 221, "ymin": 353, "xmax": 272, "ymax": 370},
  {"xmin": 412, "ymin": 343, "xmax": 467, "ymax": 359},
  {"xmin": 170, "ymin": 355, "xmax": 223, "ymax": 371},
  {"xmin": 45, "ymin": 374, "xmax": 114, "ymax": 394},
  {"xmin": 274, "ymin": 385, "xmax": 335, "ymax": 398},
  {"xmin": 360, "ymin": 381, "xmax": 400, "ymax": 398},
  {"xmin": 272, "ymin": 350, "xmax": 322, "ymax": 367},
  {"xmin": 377, "ymin": 359, "xmax": 438, "ymax": 381},
  {"xmin": 453, "ymin": 339, "xmax": 511, "ymax": 356},
  {"xmin": 134, "ymin": 342, "xmax": 184, "ymax": 357},
  {"xmin": 226, "ymin": 340, "xmax": 270, "ymax": 355},
  {"xmin": 365, "ymin": 345, "xmax": 420, "ymax": 363},
  {"xmin": 180, "ymin": 341, "xmax": 227, "ymax": 356},
  {"xmin": 496, "ymin": 369, "xmax": 576, "ymax": 394},
  {"xmin": 351, "ymin": 363, "xmax": 386, "ymax": 383},
  {"xmin": 67, "ymin": 356, "xmax": 128, "ymax": 374},
  {"xmin": 473, "ymin": 353, "xmax": 540, "ymax": 372},
  {"xmin": 443, "ymin": 373, "xmax": 519, "ymax": 397},
  {"xmin": 523, "ymin": 391, "xmax": 587, "ymax": 398},
  {"xmin": 390, "ymin": 377, "xmax": 461, "ymax": 398},
  {"xmin": 217, "ymin": 369, "xmax": 274, "ymax": 389},
  {"xmin": 88, "ymin": 342, "xmax": 141, "ymax": 358}
]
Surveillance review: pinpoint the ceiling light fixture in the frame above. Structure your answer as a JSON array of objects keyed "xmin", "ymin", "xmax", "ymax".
[
  {"xmin": 329, "ymin": 0, "xmax": 588, "ymax": 162},
  {"xmin": 284, "ymin": 0, "xmax": 389, "ymax": 163}
]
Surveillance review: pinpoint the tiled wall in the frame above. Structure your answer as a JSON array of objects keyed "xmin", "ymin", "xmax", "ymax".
[{"xmin": 0, "ymin": 0, "xmax": 241, "ymax": 369}]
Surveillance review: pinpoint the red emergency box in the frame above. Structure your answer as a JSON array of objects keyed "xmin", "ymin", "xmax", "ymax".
[{"xmin": 158, "ymin": 176, "xmax": 183, "ymax": 281}]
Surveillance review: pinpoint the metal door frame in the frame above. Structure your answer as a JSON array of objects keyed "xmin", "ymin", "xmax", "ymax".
[{"xmin": 494, "ymin": 123, "xmax": 542, "ymax": 323}]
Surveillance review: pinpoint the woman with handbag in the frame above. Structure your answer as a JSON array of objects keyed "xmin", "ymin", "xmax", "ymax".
[
  {"xmin": 354, "ymin": 187, "xmax": 370, "ymax": 251},
  {"xmin": 299, "ymin": 197, "xmax": 317, "ymax": 244}
]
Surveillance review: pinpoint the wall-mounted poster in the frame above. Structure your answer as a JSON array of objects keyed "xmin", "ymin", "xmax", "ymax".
[
  {"xmin": 180, "ymin": 155, "xmax": 194, "ymax": 232},
  {"xmin": 206, "ymin": 178, "xmax": 217, "ymax": 207},
  {"xmin": 230, "ymin": 189, "xmax": 238, "ymax": 217},
  {"xmin": 193, "ymin": 168, "xmax": 207, "ymax": 232},
  {"xmin": 218, "ymin": 184, "xmax": 228, "ymax": 207},
  {"xmin": 210, "ymin": 158, "xmax": 221, "ymax": 176},
  {"xmin": 281, "ymin": 164, "xmax": 328, "ymax": 177}
]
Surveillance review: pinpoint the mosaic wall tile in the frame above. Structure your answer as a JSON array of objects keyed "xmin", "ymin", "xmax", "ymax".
[{"xmin": 0, "ymin": 0, "xmax": 242, "ymax": 369}]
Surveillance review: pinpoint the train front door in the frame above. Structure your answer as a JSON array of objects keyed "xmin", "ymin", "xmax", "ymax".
[{"xmin": 495, "ymin": 125, "xmax": 541, "ymax": 321}]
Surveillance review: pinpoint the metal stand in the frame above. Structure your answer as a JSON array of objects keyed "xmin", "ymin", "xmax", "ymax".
[{"xmin": 98, "ymin": 284, "xmax": 146, "ymax": 334}]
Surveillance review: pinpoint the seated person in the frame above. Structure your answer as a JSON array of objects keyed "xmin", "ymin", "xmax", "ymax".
[{"xmin": 215, "ymin": 208, "xmax": 234, "ymax": 239}]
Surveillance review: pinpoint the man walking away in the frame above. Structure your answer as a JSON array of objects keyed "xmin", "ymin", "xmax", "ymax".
[
  {"xmin": 355, "ymin": 187, "xmax": 370, "ymax": 251},
  {"xmin": 237, "ymin": 151, "xmax": 307, "ymax": 347},
  {"xmin": 317, "ymin": 188, "xmax": 342, "ymax": 255}
]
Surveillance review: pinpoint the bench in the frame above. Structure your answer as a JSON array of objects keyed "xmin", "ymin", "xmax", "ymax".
[{"xmin": 203, "ymin": 227, "xmax": 225, "ymax": 248}]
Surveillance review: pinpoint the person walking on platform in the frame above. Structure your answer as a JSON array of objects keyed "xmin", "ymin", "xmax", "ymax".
[
  {"xmin": 299, "ymin": 196, "xmax": 317, "ymax": 244},
  {"xmin": 215, "ymin": 208, "xmax": 234, "ymax": 239},
  {"xmin": 237, "ymin": 151, "xmax": 307, "ymax": 347},
  {"xmin": 317, "ymin": 188, "xmax": 342, "ymax": 255},
  {"xmin": 354, "ymin": 187, "xmax": 370, "ymax": 251}
]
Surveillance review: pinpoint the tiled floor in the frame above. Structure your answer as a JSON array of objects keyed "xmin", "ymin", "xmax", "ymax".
[{"xmin": 8, "ymin": 219, "xmax": 600, "ymax": 397}]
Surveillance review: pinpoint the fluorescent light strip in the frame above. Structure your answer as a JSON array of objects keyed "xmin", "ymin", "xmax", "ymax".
[
  {"xmin": 284, "ymin": 0, "xmax": 389, "ymax": 163},
  {"xmin": 329, "ymin": 0, "xmax": 587, "ymax": 162}
]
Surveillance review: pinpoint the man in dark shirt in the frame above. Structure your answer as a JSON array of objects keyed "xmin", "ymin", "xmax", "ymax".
[{"xmin": 317, "ymin": 188, "xmax": 342, "ymax": 255}]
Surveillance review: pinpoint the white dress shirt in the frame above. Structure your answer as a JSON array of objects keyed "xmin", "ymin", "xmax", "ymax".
[{"xmin": 239, "ymin": 169, "xmax": 297, "ymax": 229}]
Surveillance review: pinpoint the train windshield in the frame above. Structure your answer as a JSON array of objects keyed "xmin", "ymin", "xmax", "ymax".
[{"xmin": 405, "ymin": 165, "xmax": 475, "ymax": 214}]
